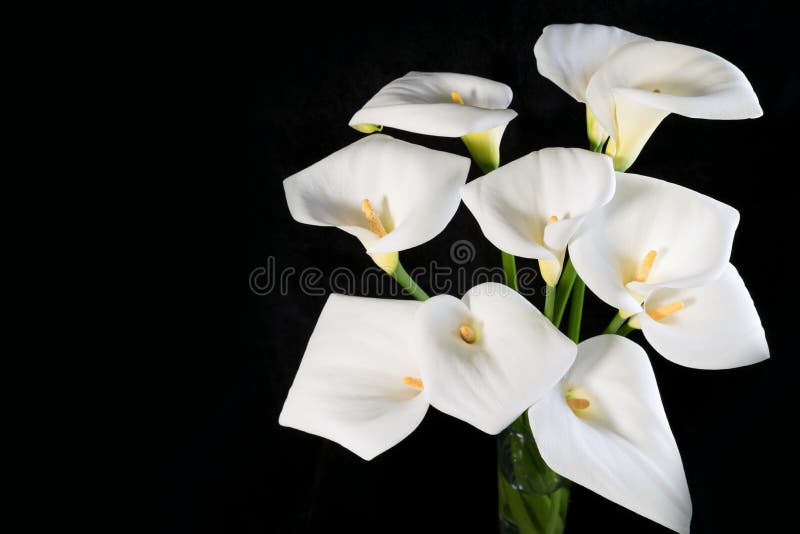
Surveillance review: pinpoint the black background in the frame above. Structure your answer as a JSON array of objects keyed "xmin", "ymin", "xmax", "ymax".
[{"xmin": 162, "ymin": 2, "xmax": 797, "ymax": 532}]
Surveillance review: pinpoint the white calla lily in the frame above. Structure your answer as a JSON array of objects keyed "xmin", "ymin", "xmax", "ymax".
[
  {"xmin": 279, "ymin": 294, "xmax": 426, "ymax": 461},
  {"xmin": 529, "ymin": 335, "xmax": 692, "ymax": 533},
  {"xmin": 627, "ymin": 263, "xmax": 769, "ymax": 369},
  {"xmin": 569, "ymin": 172, "xmax": 739, "ymax": 314},
  {"xmin": 281, "ymin": 284, "xmax": 577, "ymax": 457},
  {"xmin": 414, "ymin": 282, "xmax": 576, "ymax": 434},
  {"xmin": 461, "ymin": 147, "xmax": 615, "ymax": 286},
  {"xmin": 349, "ymin": 71, "xmax": 518, "ymax": 172},
  {"xmin": 534, "ymin": 24, "xmax": 650, "ymax": 106},
  {"xmin": 535, "ymin": 24, "xmax": 762, "ymax": 170},
  {"xmin": 283, "ymin": 134, "xmax": 470, "ymax": 274}
]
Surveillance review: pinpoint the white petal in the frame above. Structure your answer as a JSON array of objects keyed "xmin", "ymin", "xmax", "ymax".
[
  {"xmin": 414, "ymin": 282, "xmax": 575, "ymax": 434},
  {"xmin": 279, "ymin": 294, "xmax": 427, "ymax": 461},
  {"xmin": 461, "ymin": 147, "xmax": 615, "ymax": 279},
  {"xmin": 283, "ymin": 134, "xmax": 470, "ymax": 254},
  {"xmin": 639, "ymin": 264, "xmax": 769, "ymax": 369},
  {"xmin": 529, "ymin": 335, "xmax": 691, "ymax": 533},
  {"xmin": 534, "ymin": 24, "xmax": 650, "ymax": 103},
  {"xmin": 349, "ymin": 71, "xmax": 518, "ymax": 137},
  {"xmin": 603, "ymin": 95, "xmax": 671, "ymax": 172},
  {"xmin": 569, "ymin": 172, "xmax": 739, "ymax": 313},
  {"xmin": 586, "ymin": 40, "xmax": 762, "ymax": 166}
]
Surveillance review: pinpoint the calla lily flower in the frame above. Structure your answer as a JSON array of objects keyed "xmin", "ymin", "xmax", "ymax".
[
  {"xmin": 529, "ymin": 335, "xmax": 692, "ymax": 533},
  {"xmin": 283, "ymin": 134, "xmax": 470, "ymax": 274},
  {"xmin": 414, "ymin": 282, "xmax": 576, "ymax": 434},
  {"xmin": 461, "ymin": 147, "xmax": 615, "ymax": 286},
  {"xmin": 569, "ymin": 172, "xmax": 739, "ymax": 314},
  {"xmin": 280, "ymin": 284, "xmax": 576, "ymax": 458},
  {"xmin": 349, "ymin": 71, "xmax": 518, "ymax": 172},
  {"xmin": 279, "ymin": 294, "xmax": 426, "ymax": 461},
  {"xmin": 534, "ymin": 24, "xmax": 762, "ymax": 171},
  {"xmin": 627, "ymin": 263, "xmax": 769, "ymax": 369}
]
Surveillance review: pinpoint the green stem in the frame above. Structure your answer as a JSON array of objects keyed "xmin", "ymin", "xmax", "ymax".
[
  {"xmin": 544, "ymin": 285, "xmax": 556, "ymax": 323},
  {"xmin": 566, "ymin": 277, "xmax": 585, "ymax": 343},
  {"xmin": 498, "ymin": 470, "xmax": 540, "ymax": 532},
  {"xmin": 603, "ymin": 312, "xmax": 626, "ymax": 334},
  {"xmin": 617, "ymin": 323, "xmax": 636, "ymax": 337},
  {"xmin": 545, "ymin": 487, "xmax": 566, "ymax": 534},
  {"xmin": 502, "ymin": 251, "xmax": 518, "ymax": 291},
  {"xmin": 391, "ymin": 262, "xmax": 429, "ymax": 301},
  {"xmin": 497, "ymin": 415, "xmax": 569, "ymax": 533},
  {"xmin": 553, "ymin": 260, "xmax": 577, "ymax": 328}
]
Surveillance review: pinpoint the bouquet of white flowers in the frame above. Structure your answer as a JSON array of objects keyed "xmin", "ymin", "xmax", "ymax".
[{"xmin": 278, "ymin": 24, "xmax": 768, "ymax": 533}]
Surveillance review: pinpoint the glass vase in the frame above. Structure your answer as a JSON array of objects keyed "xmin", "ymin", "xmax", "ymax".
[{"xmin": 497, "ymin": 414, "xmax": 569, "ymax": 533}]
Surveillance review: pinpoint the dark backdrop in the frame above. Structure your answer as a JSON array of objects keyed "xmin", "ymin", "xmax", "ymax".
[{"xmin": 163, "ymin": 2, "xmax": 797, "ymax": 532}]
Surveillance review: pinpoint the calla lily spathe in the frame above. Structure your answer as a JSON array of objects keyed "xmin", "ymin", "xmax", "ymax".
[
  {"xmin": 629, "ymin": 263, "xmax": 769, "ymax": 369},
  {"xmin": 534, "ymin": 24, "xmax": 762, "ymax": 171},
  {"xmin": 349, "ymin": 71, "xmax": 518, "ymax": 172},
  {"xmin": 280, "ymin": 284, "xmax": 576, "ymax": 459},
  {"xmin": 279, "ymin": 294, "xmax": 426, "ymax": 461},
  {"xmin": 529, "ymin": 335, "xmax": 692, "ymax": 533},
  {"xmin": 414, "ymin": 282, "xmax": 576, "ymax": 434},
  {"xmin": 283, "ymin": 134, "xmax": 470, "ymax": 273},
  {"xmin": 569, "ymin": 172, "xmax": 739, "ymax": 314},
  {"xmin": 461, "ymin": 147, "xmax": 615, "ymax": 286}
]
